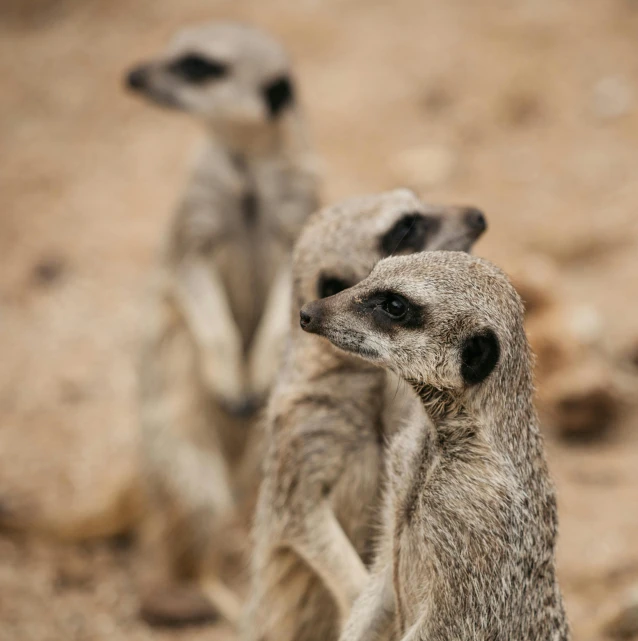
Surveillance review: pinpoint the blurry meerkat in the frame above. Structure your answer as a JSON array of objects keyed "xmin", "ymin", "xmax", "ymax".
[
  {"xmin": 126, "ymin": 22, "xmax": 318, "ymax": 625},
  {"xmin": 245, "ymin": 189, "xmax": 487, "ymax": 641},
  {"xmin": 301, "ymin": 251, "xmax": 569, "ymax": 641}
]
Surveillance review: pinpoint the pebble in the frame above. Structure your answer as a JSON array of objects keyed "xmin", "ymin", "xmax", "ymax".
[
  {"xmin": 603, "ymin": 586, "xmax": 638, "ymax": 639},
  {"xmin": 592, "ymin": 76, "xmax": 634, "ymax": 120}
]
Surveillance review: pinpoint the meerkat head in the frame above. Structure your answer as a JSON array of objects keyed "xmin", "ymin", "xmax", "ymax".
[
  {"xmin": 300, "ymin": 251, "xmax": 526, "ymax": 398},
  {"xmin": 125, "ymin": 22, "xmax": 296, "ymax": 133},
  {"xmin": 292, "ymin": 188, "xmax": 487, "ymax": 311}
]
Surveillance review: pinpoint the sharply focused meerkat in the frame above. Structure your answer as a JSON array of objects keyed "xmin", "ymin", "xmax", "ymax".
[
  {"xmin": 245, "ymin": 189, "xmax": 487, "ymax": 641},
  {"xmin": 301, "ymin": 251, "xmax": 569, "ymax": 641},
  {"xmin": 126, "ymin": 22, "xmax": 318, "ymax": 625}
]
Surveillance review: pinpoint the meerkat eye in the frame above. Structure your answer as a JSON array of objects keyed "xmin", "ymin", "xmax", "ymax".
[
  {"xmin": 317, "ymin": 275, "xmax": 350, "ymax": 299},
  {"xmin": 169, "ymin": 54, "xmax": 229, "ymax": 83},
  {"xmin": 380, "ymin": 294, "xmax": 408, "ymax": 320}
]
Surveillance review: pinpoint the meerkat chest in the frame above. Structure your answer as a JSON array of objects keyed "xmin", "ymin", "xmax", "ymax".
[
  {"xmin": 249, "ymin": 160, "xmax": 309, "ymax": 242},
  {"xmin": 386, "ymin": 416, "xmax": 442, "ymax": 626},
  {"xmin": 381, "ymin": 371, "xmax": 422, "ymax": 438}
]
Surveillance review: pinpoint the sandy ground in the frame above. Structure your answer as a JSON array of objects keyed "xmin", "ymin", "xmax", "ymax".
[{"xmin": 0, "ymin": 0, "xmax": 637, "ymax": 639}]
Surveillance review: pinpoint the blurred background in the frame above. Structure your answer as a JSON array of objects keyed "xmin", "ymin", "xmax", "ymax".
[{"xmin": 1, "ymin": 0, "xmax": 637, "ymax": 639}]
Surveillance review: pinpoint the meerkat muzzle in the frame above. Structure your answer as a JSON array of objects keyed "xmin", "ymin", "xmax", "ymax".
[
  {"xmin": 125, "ymin": 64, "xmax": 149, "ymax": 91},
  {"xmin": 300, "ymin": 301, "xmax": 325, "ymax": 334},
  {"xmin": 462, "ymin": 207, "xmax": 487, "ymax": 237}
]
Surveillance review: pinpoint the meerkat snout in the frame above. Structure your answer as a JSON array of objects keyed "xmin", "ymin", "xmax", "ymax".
[
  {"xmin": 463, "ymin": 206, "xmax": 487, "ymax": 236},
  {"xmin": 126, "ymin": 64, "xmax": 149, "ymax": 91},
  {"xmin": 299, "ymin": 301, "xmax": 324, "ymax": 333}
]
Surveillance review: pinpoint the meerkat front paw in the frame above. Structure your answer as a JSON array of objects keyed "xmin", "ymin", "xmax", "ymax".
[
  {"xmin": 247, "ymin": 339, "xmax": 282, "ymax": 405},
  {"xmin": 200, "ymin": 342, "xmax": 250, "ymax": 414}
]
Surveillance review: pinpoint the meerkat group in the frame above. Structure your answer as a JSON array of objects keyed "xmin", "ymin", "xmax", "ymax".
[{"xmin": 127, "ymin": 19, "xmax": 569, "ymax": 640}]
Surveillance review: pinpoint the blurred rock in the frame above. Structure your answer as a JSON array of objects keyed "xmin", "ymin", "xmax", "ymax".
[
  {"xmin": 31, "ymin": 255, "xmax": 66, "ymax": 287},
  {"xmin": 421, "ymin": 81, "xmax": 454, "ymax": 116},
  {"xmin": 565, "ymin": 304, "xmax": 604, "ymax": 346},
  {"xmin": 603, "ymin": 587, "xmax": 638, "ymax": 640},
  {"xmin": 627, "ymin": 340, "xmax": 638, "ymax": 370},
  {"xmin": 508, "ymin": 253, "xmax": 560, "ymax": 315},
  {"xmin": 390, "ymin": 145, "xmax": 457, "ymax": 189},
  {"xmin": 0, "ymin": 0, "xmax": 78, "ymax": 29},
  {"xmin": 528, "ymin": 226, "xmax": 629, "ymax": 265},
  {"xmin": 509, "ymin": 253, "xmax": 625, "ymax": 440},
  {"xmin": 542, "ymin": 360, "xmax": 621, "ymax": 440},
  {"xmin": 139, "ymin": 584, "xmax": 218, "ymax": 628},
  {"xmin": 54, "ymin": 549, "xmax": 94, "ymax": 591},
  {"xmin": 0, "ymin": 473, "xmax": 143, "ymax": 541},
  {"xmin": 592, "ymin": 76, "xmax": 635, "ymax": 121},
  {"xmin": 501, "ymin": 91, "xmax": 544, "ymax": 128}
]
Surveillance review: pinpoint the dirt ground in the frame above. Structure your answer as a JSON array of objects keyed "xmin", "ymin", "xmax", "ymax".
[{"xmin": 1, "ymin": 0, "xmax": 637, "ymax": 639}]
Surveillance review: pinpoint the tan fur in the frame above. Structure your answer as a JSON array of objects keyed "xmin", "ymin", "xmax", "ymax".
[
  {"xmin": 245, "ymin": 189, "xmax": 486, "ymax": 641},
  {"xmin": 127, "ymin": 22, "xmax": 318, "ymax": 625},
  {"xmin": 302, "ymin": 251, "xmax": 569, "ymax": 641}
]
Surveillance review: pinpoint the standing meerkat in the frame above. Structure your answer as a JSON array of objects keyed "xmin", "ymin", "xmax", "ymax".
[
  {"xmin": 125, "ymin": 22, "xmax": 318, "ymax": 625},
  {"xmin": 301, "ymin": 251, "xmax": 569, "ymax": 641},
  {"xmin": 245, "ymin": 189, "xmax": 487, "ymax": 641}
]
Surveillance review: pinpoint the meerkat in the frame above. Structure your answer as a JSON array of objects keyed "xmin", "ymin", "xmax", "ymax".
[
  {"xmin": 300, "ymin": 250, "xmax": 570, "ymax": 641},
  {"xmin": 125, "ymin": 22, "xmax": 318, "ymax": 625},
  {"xmin": 245, "ymin": 189, "xmax": 487, "ymax": 641}
]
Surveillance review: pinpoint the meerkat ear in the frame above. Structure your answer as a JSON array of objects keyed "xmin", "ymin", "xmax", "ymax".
[
  {"xmin": 380, "ymin": 213, "xmax": 441, "ymax": 256},
  {"xmin": 460, "ymin": 329, "xmax": 500, "ymax": 385},
  {"xmin": 262, "ymin": 75, "xmax": 295, "ymax": 118}
]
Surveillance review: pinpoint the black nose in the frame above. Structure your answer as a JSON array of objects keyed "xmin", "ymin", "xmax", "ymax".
[
  {"xmin": 126, "ymin": 65, "xmax": 147, "ymax": 91},
  {"xmin": 463, "ymin": 207, "xmax": 487, "ymax": 235},
  {"xmin": 300, "ymin": 309, "xmax": 312, "ymax": 330},
  {"xmin": 300, "ymin": 302, "xmax": 323, "ymax": 334}
]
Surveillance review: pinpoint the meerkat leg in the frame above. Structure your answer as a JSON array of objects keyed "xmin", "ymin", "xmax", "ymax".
[
  {"xmin": 137, "ymin": 505, "xmax": 219, "ymax": 626},
  {"xmin": 291, "ymin": 502, "xmax": 369, "ymax": 622},
  {"xmin": 339, "ymin": 557, "xmax": 396, "ymax": 641},
  {"xmin": 248, "ymin": 262, "xmax": 292, "ymax": 400},
  {"xmin": 198, "ymin": 577, "xmax": 242, "ymax": 626},
  {"xmin": 141, "ymin": 422, "xmax": 242, "ymax": 624},
  {"xmin": 174, "ymin": 255, "xmax": 247, "ymax": 408}
]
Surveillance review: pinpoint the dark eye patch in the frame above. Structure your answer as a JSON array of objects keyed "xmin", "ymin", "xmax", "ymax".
[
  {"xmin": 263, "ymin": 75, "xmax": 295, "ymax": 118},
  {"xmin": 317, "ymin": 274, "xmax": 351, "ymax": 299},
  {"xmin": 380, "ymin": 213, "xmax": 441, "ymax": 256},
  {"xmin": 460, "ymin": 329, "xmax": 500, "ymax": 385},
  {"xmin": 168, "ymin": 54, "xmax": 228, "ymax": 83},
  {"xmin": 361, "ymin": 290, "xmax": 425, "ymax": 332}
]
